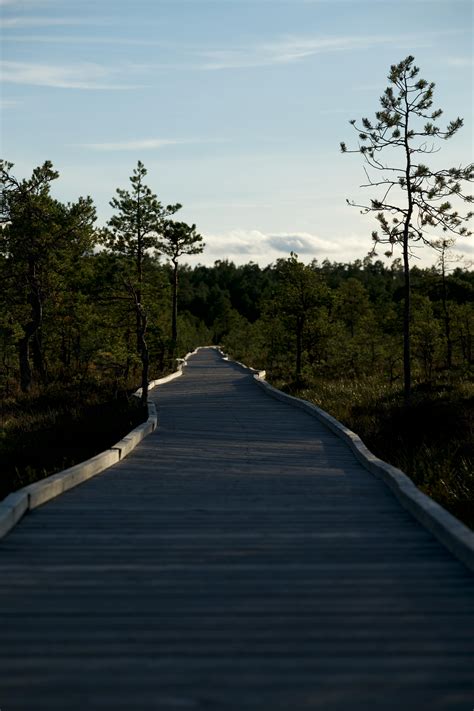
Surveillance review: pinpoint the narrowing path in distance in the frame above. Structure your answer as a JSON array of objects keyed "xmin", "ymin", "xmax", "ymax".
[{"xmin": 0, "ymin": 347, "xmax": 473, "ymax": 710}]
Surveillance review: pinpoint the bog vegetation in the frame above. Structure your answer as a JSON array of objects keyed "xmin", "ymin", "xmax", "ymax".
[{"xmin": 0, "ymin": 56, "xmax": 473, "ymax": 527}]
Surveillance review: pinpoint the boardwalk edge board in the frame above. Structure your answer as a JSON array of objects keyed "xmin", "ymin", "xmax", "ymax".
[
  {"xmin": 0, "ymin": 348, "xmax": 201, "ymax": 540},
  {"xmin": 219, "ymin": 348, "xmax": 474, "ymax": 572}
]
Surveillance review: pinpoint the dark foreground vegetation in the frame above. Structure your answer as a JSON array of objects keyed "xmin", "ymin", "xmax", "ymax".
[{"xmin": 0, "ymin": 383, "xmax": 147, "ymax": 502}]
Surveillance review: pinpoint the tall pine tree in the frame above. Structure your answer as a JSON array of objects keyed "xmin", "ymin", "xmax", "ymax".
[
  {"xmin": 158, "ymin": 220, "xmax": 204, "ymax": 351},
  {"xmin": 101, "ymin": 161, "xmax": 180, "ymax": 404},
  {"xmin": 341, "ymin": 56, "xmax": 473, "ymax": 403}
]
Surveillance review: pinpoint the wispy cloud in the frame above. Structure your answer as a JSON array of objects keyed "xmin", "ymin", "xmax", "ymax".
[
  {"xmin": 317, "ymin": 108, "xmax": 363, "ymax": 115},
  {"xmin": 0, "ymin": 60, "xmax": 145, "ymax": 90},
  {"xmin": 0, "ymin": 16, "xmax": 92, "ymax": 28},
  {"xmin": 0, "ymin": 98, "xmax": 20, "ymax": 109},
  {"xmin": 7, "ymin": 30, "xmax": 450, "ymax": 72},
  {"xmin": 1, "ymin": 34, "xmax": 163, "ymax": 45},
  {"xmin": 197, "ymin": 32, "xmax": 438, "ymax": 70},
  {"xmin": 79, "ymin": 138, "xmax": 208, "ymax": 152},
  {"xmin": 446, "ymin": 57, "xmax": 473, "ymax": 67},
  {"xmin": 0, "ymin": 0, "xmax": 53, "ymax": 4}
]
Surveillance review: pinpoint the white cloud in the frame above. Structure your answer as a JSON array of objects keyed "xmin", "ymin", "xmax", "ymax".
[
  {"xmin": 267, "ymin": 232, "xmax": 338, "ymax": 254},
  {"xmin": 191, "ymin": 229, "xmax": 354, "ymax": 266},
  {"xmin": 455, "ymin": 238, "xmax": 474, "ymax": 256},
  {"xmin": 0, "ymin": 60, "xmax": 145, "ymax": 90},
  {"xmin": 160, "ymin": 227, "xmax": 458, "ymax": 268}
]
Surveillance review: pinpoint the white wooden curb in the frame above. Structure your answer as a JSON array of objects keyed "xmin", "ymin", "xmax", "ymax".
[
  {"xmin": 0, "ymin": 348, "xmax": 199, "ymax": 540},
  {"xmin": 219, "ymin": 348, "xmax": 474, "ymax": 573}
]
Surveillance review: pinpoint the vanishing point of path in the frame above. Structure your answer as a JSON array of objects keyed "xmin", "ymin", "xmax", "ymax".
[{"xmin": 0, "ymin": 348, "xmax": 473, "ymax": 711}]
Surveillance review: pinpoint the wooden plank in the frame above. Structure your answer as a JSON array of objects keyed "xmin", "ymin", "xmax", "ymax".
[{"xmin": 0, "ymin": 347, "xmax": 473, "ymax": 711}]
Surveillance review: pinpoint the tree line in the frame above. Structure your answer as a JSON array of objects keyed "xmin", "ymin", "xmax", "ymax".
[
  {"xmin": 210, "ymin": 253, "xmax": 473, "ymax": 386},
  {"xmin": 0, "ymin": 166, "xmax": 472, "ymax": 407},
  {"xmin": 0, "ymin": 55, "xmax": 472, "ymax": 409},
  {"xmin": 0, "ymin": 178, "xmax": 474, "ymax": 406}
]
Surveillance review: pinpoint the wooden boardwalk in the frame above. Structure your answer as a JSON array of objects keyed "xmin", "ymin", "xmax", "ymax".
[{"xmin": 1, "ymin": 347, "xmax": 473, "ymax": 711}]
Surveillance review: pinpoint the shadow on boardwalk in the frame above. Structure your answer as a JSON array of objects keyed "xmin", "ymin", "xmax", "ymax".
[{"xmin": 1, "ymin": 348, "xmax": 473, "ymax": 710}]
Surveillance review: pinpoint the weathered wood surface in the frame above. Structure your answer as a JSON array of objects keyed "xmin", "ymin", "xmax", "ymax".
[{"xmin": 1, "ymin": 348, "xmax": 473, "ymax": 710}]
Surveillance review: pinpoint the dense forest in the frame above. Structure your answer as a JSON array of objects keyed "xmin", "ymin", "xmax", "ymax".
[{"xmin": 0, "ymin": 155, "xmax": 472, "ymax": 526}]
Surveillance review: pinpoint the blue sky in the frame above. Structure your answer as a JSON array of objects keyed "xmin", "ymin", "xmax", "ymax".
[{"xmin": 1, "ymin": 0, "xmax": 473, "ymax": 267}]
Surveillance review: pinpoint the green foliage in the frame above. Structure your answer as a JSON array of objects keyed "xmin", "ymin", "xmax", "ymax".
[
  {"xmin": 333, "ymin": 278, "xmax": 371, "ymax": 337},
  {"xmin": 100, "ymin": 160, "xmax": 180, "ymax": 258},
  {"xmin": 0, "ymin": 160, "xmax": 97, "ymax": 391},
  {"xmin": 267, "ymin": 253, "xmax": 329, "ymax": 379},
  {"xmin": 158, "ymin": 220, "xmax": 204, "ymax": 262},
  {"xmin": 411, "ymin": 296, "xmax": 443, "ymax": 381}
]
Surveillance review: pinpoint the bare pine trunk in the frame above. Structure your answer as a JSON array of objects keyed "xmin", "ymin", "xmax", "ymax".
[
  {"xmin": 402, "ymin": 86, "xmax": 413, "ymax": 407},
  {"xmin": 18, "ymin": 334, "xmax": 33, "ymax": 393},
  {"xmin": 32, "ymin": 329, "xmax": 47, "ymax": 383},
  {"xmin": 440, "ymin": 261, "xmax": 453, "ymax": 369},
  {"xmin": 140, "ymin": 334, "xmax": 149, "ymax": 407},
  {"xmin": 296, "ymin": 317, "xmax": 303, "ymax": 380},
  {"xmin": 138, "ymin": 308, "xmax": 149, "ymax": 407},
  {"xmin": 135, "ymin": 289, "xmax": 142, "ymax": 355},
  {"xmin": 171, "ymin": 260, "xmax": 178, "ymax": 350},
  {"xmin": 19, "ymin": 264, "xmax": 43, "ymax": 392},
  {"xmin": 403, "ymin": 237, "xmax": 411, "ymax": 406}
]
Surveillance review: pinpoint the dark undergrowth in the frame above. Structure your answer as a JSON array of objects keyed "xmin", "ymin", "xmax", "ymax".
[
  {"xmin": 273, "ymin": 375, "xmax": 474, "ymax": 530},
  {"xmin": 0, "ymin": 383, "xmax": 147, "ymax": 502}
]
